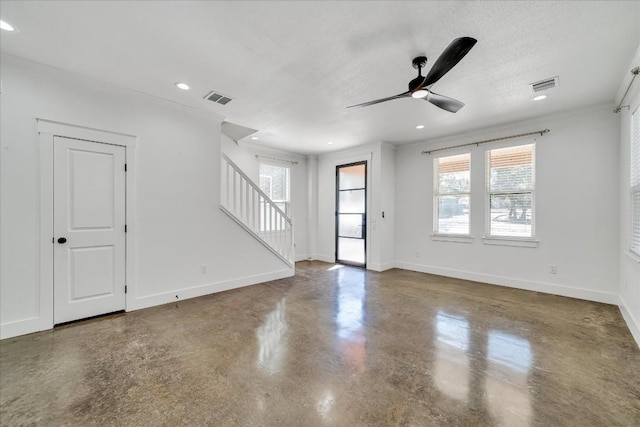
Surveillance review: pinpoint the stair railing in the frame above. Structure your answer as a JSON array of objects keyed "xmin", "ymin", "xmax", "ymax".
[{"xmin": 220, "ymin": 153, "xmax": 294, "ymax": 267}]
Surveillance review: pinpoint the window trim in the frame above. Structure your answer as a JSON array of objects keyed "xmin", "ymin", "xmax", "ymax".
[
  {"xmin": 431, "ymin": 234, "xmax": 474, "ymax": 244},
  {"xmin": 482, "ymin": 236, "xmax": 538, "ymax": 248},
  {"xmin": 485, "ymin": 142, "xmax": 536, "ymax": 241},
  {"xmin": 433, "ymin": 151, "xmax": 472, "ymax": 236}
]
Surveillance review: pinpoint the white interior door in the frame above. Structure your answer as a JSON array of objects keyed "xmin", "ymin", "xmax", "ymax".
[{"xmin": 54, "ymin": 136, "xmax": 126, "ymax": 324}]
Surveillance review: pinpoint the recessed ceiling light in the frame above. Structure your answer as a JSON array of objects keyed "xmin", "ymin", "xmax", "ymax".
[
  {"xmin": 533, "ymin": 95, "xmax": 547, "ymax": 101},
  {"xmin": 411, "ymin": 89, "xmax": 428, "ymax": 99},
  {"xmin": 416, "ymin": 125, "xmax": 425, "ymax": 129},
  {"xmin": 327, "ymin": 141, "xmax": 334, "ymax": 145},
  {"xmin": 251, "ymin": 136, "xmax": 259, "ymax": 140},
  {"xmin": 175, "ymin": 82, "xmax": 190, "ymax": 90},
  {"xmin": 0, "ymin": 20, "xmax": 15, "ymax": 32}
]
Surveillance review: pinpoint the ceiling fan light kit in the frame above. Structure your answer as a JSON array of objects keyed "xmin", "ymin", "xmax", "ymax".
[
  {"xmin": 411, "ymin": 89, "xmax": 429, "ymax": 99},
  {"xmin": 347, "ymin": 37, "xmax": 477, "ymax": 113}
]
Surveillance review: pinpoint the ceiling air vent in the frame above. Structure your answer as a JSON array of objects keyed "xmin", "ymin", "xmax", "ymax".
[
  {"xmin": 204, "ymin": 91, "xmax": 233, "ymax": 105},
  {"xmin": 529, "ymin": 76, "xmax": 559, "ymax": 93}
]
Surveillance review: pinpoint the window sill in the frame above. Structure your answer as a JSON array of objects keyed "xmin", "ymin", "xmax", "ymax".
[
  {"xmin": 431, "ymin": 234, "xmax": 474, "ymax": 244},
  {"xmin": 482, "ymin": 237, "xmax": 538, "ymax": 248},
  {"xmin": 627, "ymin": 250, "xmax": 640, "ymax": 263}
]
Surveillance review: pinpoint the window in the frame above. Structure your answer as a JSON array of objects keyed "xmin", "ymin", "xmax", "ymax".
[
  {"xmin": 631, "ymin": 106, "xmax": 640, "ymax": 255},
  {"xmin": 258, "ymin": 163, "xmax": 290, "ymax": 233},
  {"xmin": 259, "ymin": 162, "xmax": 290, "ymax": 214},
  {"xmin": 486, "ymin": 143, "xmax": 535, "ymax": 238},
  {"xmin": 434, "ymin": 153, "xmax": 471, "ymax": 235}
]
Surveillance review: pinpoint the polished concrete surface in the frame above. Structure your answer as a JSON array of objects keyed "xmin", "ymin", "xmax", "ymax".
[{"xmin": 1, "ymin": 261, "xmax": 639, "ymax": 426}]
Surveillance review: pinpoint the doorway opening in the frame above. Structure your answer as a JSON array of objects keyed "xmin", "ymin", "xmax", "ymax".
[{"xmin": 335, "ymin": 161, "xmax": 367, "ymax": 267}]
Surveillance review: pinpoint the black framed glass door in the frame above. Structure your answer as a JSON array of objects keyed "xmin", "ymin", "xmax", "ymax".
[{"xmin": 336, "ymin": 161, "xmax": 366, "ymax": 267}]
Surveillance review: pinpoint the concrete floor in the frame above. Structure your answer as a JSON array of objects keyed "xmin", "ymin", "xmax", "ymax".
[{"xmin": 1, "ymin": 261, "xmax": 639, "ymax": 426}]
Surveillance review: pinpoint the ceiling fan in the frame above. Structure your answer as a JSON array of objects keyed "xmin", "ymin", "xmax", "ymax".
[{"xmin": 347, "ymin": 37, "xmax": 477, "ymax": 113}]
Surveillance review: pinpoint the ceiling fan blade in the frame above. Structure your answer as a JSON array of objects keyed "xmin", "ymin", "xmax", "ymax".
[
  {"xmin": 423, "ymin": 37, "xmax": 477, "ymax": 88},
  {"xmin": 425, "ymin": 91, "xmax": 465, "ymax": 113},
  {"xmin": 347, "ymin": 92, "xmax": 410, "ymax": 108}
]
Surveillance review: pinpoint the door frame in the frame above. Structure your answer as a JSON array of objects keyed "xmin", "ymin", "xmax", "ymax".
[
  {"xmin": 38, "ymin": 119, "xmax": 137, "ymax": 331},
  {"xmin": 335, "ymin": 160, "xmax": 367, "ymax": 268}
]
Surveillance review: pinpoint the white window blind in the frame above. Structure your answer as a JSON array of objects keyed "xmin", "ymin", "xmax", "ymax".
[
  {"xmin": 486, "ymin": 143, "xmax": 535, "ymax": 238},
  {"xmin": 259, "ymin": 175, "xmax": 273, "ymax": 197},
  {"xmin": 434, "ymin": 153, "xmax": 471, "ymax": 235},
  {"xmin": 631, "ymin": 106, "xmax": 640, "ymax": 255}
]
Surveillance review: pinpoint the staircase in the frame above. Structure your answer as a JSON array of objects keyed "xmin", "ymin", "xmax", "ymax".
[{"xmin": 220, "ymin": 153, "xmax": 294, "ymax": 267}]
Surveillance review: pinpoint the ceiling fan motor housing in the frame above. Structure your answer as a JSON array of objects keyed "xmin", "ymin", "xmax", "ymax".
[{"xmin": 409, "ymin": 75, "xmax": 426, "ymax": 92}]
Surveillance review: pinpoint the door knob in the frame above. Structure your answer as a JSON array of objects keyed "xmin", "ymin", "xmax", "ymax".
[{"xmin": 57, "ymin": 237, "xmax": 67, "ymax": 244}]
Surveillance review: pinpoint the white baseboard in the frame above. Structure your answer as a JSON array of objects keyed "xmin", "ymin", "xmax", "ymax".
[
  {"xmin": 368, "ymin": 262, "xmax": 395, "ymax": 272},
  {"xmin": 305, "ymin": 257, "xmax": 394, "ymax": 272},
  {"xmin": 314, "ymin": 254, "xmax": 335, "ymax": 264},
  {"xmin": 295, "ymin": 253, "xmax": 310, "ymax": 262},
  {"xmin": 128, "ymin": 268, "xmax": 294, "ymax": 311},
  {"xmin": 394, "ymin": 261, "xmax": 619, "ymax": 305},
  {"xmin": 619, "ymin": 296, "xmax": 640, "ymax": 349},
  {"xmin": 368, "ymin": 263, "xmax": 383, "ymax": 272},
  {"xmin": 0, "ymin": 317, "xmax": 41, "ymax": 340}
]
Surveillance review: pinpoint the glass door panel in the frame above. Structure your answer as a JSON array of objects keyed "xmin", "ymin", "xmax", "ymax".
[
  {"xmin": 337, "ymin": 237, "xmax": 365, "ymax": 265},
  {"xmin": 338, "ymin": 214, "xmax": 364, "ymax": 238},
  {"xmin": 338, "ymin": 190, "xmax": 365, "ymax": 213},
  {"xmin": 338, "ymin": 165, "xmax": 365, "ymax": 189}
]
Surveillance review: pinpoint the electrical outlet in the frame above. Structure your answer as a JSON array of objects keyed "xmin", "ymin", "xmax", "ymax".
[
  {"xmin": 201, "ymin": 264, "xmax": 208, "ymax": 274},
  {"xmin": 549, "ymin": 264, "xmax": 557, "ymax": 274},
  {"xmin": 416, "ymin": 251, "xmax": 421, "ymax": 258}
]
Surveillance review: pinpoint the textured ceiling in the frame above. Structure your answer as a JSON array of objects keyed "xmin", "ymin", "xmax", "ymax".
[{"xmin": 1, "ymin": 1, "xmax": 638, "ymax": 154}]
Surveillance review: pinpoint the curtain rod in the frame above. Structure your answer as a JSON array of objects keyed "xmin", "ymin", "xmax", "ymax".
[
  {"xmin": 255, "ymin": 154, "xmax": 299, "ymax": 165},
  {"xmin": 421, "ymin": 129, "xmax": 550, "ymax": 155},
  {"xmin": 614, "ymin": 67, "xmax": 640, "ymax": 113}
]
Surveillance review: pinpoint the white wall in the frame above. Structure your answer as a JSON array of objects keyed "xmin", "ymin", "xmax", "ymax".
[
  {"xmin": 221, "ymin": 136, "xmax": 309, "ymax": 260},
  {"xmin": 618, "ymin": 47, "xmax": 640, "ymax": 346},
  {"xmin": 395, "ymin": 105, "xmax": 620, "ymax": 304},
  {"xmin": 0, "ymin": 54, "xmax": 291, "ymax": 339}
]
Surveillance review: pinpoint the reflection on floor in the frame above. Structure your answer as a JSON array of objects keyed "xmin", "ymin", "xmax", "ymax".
[
  {"xmin": 1, "ymin": 261, "xmax": 639, "ymax": 426},
  {"xmin": 434, "ymin": 311, "xmax": 470, "ymax": 402},
  {"xmin": 336, "ymin": 266, "xmax": 367, "ymax": 373},
  {"xmin": 256, "ymin": 298, "xmax": 287, "ymax": 374}
]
